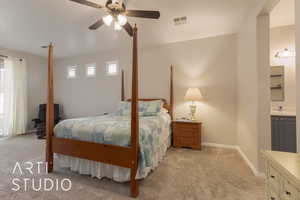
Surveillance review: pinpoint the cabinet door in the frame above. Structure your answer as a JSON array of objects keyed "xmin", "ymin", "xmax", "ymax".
[
  {"xmin": 271, "ymin": 116, "xmax": 296, "ymax": 153},
  {"xmin": 280, "ymin": 117, "xmax": 296, "ymax": 153},
  {"xmin": 271, "ymin": 116, "xmax": 281, "ymax": 151}
]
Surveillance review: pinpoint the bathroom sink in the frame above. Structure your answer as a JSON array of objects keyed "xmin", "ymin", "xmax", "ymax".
[{"xmin": 271, "ymin": 110, "xmax": 296, "ymax": 117}]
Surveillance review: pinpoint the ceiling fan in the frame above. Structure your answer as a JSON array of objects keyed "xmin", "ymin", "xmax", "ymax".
[{"xmin": 69, "ymin": 0, "xmax": 160, "ymax": 36}]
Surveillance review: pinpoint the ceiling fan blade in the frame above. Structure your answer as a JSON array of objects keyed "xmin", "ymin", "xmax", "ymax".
[
  {"xmin": 125, "ymin": 10, "xmax": 160, "ymax": 19},
  {"xmin": 89, "ymin": 19, "xmax": 104, "ymax": 30},
  {"xmin": 123, "ymin": 22, "xmax": 133, "ymax": 37},
  {"xmin": 69, "ymin": 0, "xmax": 103, "ymax": 9}
]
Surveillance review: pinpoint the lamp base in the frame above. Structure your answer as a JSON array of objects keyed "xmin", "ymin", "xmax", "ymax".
[{"xmin": 190, "ymin": 104, "xmax": 197, "ymax": 121}]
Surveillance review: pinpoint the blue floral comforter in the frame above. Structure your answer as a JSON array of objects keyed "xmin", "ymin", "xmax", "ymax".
[{"xmin": 54, "ymin": 113, "xmax": 171, "ymax": 169}]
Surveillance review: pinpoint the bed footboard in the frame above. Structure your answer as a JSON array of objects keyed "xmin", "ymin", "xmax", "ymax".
[{"xmin": 52, "ymin": 137, "xmax": 135, "ymax": 168}]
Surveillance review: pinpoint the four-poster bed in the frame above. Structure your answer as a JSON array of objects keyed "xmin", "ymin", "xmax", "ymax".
[{"xmin": 45, "ymin": 26, "xmax": 174, "ymax": 197}]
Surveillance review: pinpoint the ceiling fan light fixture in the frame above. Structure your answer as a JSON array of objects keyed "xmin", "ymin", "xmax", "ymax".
[
  {"xmin": 68, "ymin": 0, "xmax": 160, "ymax": 36},
  {"xmin": 117, "ymin": 14, "xmax": 127, "ymax": 26},
  {"xmin": 114, "ymin": 21, "xmax": 122, "ymax": 31},
  {"xmin": 103, "ymin": 15, "xmax": 113, "ymax": 26}
]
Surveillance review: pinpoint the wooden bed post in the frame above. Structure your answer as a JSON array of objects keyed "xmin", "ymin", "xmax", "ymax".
[
  {"xmin": 46, "ymin": 43, "xmax": 54, "ymax": 173},
  {"xmin": 130, "ymin": 25, "xmax": 139, "ymax": 198},
  {"xmin": 170, "ymin": 66, "xmax": 174, "ymax": 120},
  {"xmin": 121, "ymin": 69, "xmax": 125, "ymax": 101}
]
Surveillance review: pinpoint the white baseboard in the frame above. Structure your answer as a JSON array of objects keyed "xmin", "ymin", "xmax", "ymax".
[
  {"xmin": 202, "ymin": 142, "xmax": 237, "ymax": 149},
  {"xmin": 26, "ymin": 129, "xmax": 37, "ymax": 134},
  {"xmin": 202, "ymin": 142, "xmax": 264, "ymax": 177},
  {"xmin": 19, "ymin": 130, "xmax": 37, "ymax": 135},
  {"xmin": 236, "ymin": 146, "xmax": 260, "ymax": 176}
]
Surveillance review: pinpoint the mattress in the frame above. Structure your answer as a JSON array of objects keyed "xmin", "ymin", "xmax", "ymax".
[{"xmin": 54, "ymin": 112, "xmax": 171, "ymax": 182}]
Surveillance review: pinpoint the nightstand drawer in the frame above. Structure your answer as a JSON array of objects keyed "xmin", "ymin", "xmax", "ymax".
[
  {"xmin": 173, "ymin": 129, "xmax": 198, "ymax": 138},
  {"xmin": 173, "ymin": 123, "xmax": 200, "ymax": 130},
  {"xmin": 175, "ymin": 137, "xmax": 196, "ymax": 147}
]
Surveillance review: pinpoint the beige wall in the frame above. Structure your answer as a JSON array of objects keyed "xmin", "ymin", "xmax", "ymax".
[
  {"xmin": 236, "ymin": 0, "xmax": 277, "ymax": 174},
  {"xmin": 257, "ymin": 14, "xmax": 272, "ymax": 171},
  {"xmin": 55, "ymin": 34, "xmax": 238, "ymax": 145},
  {"xmin": 0, "ymin": 46, "xmax": 48, "ymax": 131},
  {"xmin": 137, "ymin": 34, "xmax": 238, "ymax": 145},
  {"xmin": 270, "ymin": 25, "xmax": 296, "ymax": 109},
  {"xmin": 54, "ymin": 50, "xmax": 129, "ymax": 119},
  {"xmin": 237, "ymin": 13, "xmax": 259, "ymax": 171}
]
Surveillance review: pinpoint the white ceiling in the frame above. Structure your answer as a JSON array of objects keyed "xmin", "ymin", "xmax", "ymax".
[
  {"xmin": 270, "ymin": 0, "xmax": 295, "ymax": 28},
  {"xmin": 0, "ymin": 0, "xmax": 258, "ymax": 58}
]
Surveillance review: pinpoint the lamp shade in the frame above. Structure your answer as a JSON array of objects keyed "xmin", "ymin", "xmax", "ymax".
[{"xmin": 184, "ymin": 88, "xmax": 203, "ymax": 102}]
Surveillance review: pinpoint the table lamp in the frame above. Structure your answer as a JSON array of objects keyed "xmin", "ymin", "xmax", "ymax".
[{"xmin": 184, "ymin": 88, "xmax": 203, "ymax": 120}]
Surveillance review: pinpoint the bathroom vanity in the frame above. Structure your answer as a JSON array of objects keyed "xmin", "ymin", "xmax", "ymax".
[
  {"xmin": 270, "ymin": 65, "xmax": 296, "ymax": 153},
  {"xmin": 271, "ymin": 111, "xmax": 296, "ymax": 153}
]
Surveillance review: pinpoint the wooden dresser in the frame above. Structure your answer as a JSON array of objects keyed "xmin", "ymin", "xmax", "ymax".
[
  {"xmin": 262, "ymin": 151, "xmax": 300, "ymax": 200},
  {"xmin": 172, "ymin": 120, "xmax": 202, "ymax": 150}
]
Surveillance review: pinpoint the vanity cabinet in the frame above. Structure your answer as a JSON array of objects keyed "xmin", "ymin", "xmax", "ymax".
[{"xmin": 271, "ymin": 116, "xmax": 296, "ymax": 153}]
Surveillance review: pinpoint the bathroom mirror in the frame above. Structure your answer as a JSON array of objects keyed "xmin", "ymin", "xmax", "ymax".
[{"xmin": 271, "ymin": 66, "xmax": 284, "ymax": 101}]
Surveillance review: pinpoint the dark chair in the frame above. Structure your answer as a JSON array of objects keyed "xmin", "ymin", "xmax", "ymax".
[{"xmin": 32, "ymin": 104, "xmax": 61, "ymax": 139}]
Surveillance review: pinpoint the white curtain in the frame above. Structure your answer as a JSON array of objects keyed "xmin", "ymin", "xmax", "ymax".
[{"xmin": 1, "ymin": 57, "xmax": 27, "ymax": 137}]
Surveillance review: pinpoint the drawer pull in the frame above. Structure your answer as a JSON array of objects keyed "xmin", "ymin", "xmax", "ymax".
[
  {"xmin": 285, "ymin": 191, "xmax": 291, "ymax": 196},
  {"xmin": 270, "ymin": 175, "xmax": 275, "ymax": 179},
  {"xmin": 270, "ymin": 197, "xmax": 275, "ymax": 200}
]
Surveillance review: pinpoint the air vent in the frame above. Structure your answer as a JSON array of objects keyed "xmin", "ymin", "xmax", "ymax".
[{"xmin": 174, "ymin": 16, "xmax": 187, "ymax": 26}]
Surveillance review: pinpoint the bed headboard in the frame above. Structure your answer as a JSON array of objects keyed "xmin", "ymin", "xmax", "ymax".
[
  {"xmin": 122, "ymin": 66, "xmax": 174, "ymax": 119},
  {"xmin": 126, "ymin": 98, "xmax": 171, "ymax": 112}
]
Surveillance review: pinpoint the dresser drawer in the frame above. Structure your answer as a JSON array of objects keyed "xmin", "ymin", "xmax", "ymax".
[
  {"xmin": 267, "ymin": 187, "xmax": 280, "ymax": 200},
  {"xmin": 268, "ymin": 165, "xmax": 282, "ymax": 192},
  {"xmin": 282, "ymin": 180, "xmax": 298, "ymax": 200}
]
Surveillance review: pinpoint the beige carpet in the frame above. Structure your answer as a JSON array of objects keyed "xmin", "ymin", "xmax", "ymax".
[{"xmin": 0, "ymin": 134, "xmax": 265, "ymax": 200}]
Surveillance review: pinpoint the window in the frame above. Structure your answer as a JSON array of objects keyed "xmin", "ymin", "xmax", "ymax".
[
  {"xmin": 86, "ymin": 63, "xmax": 96, "ymax": 77},
  {"xmin": 106, "ymin": 61, "xmax": 119, "ymax": 76},
  {"xmin": 0, "ymin": 59, "xmax": 4, "ymax": 116},
  {"xmin": 67, "ymin": 66, "xmax": 77, "ymax": 79}
]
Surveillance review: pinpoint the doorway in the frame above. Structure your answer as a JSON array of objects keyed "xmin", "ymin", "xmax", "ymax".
[{"xmin": 269, "ymin": 0, "xmax": 296, "ymax": 153}]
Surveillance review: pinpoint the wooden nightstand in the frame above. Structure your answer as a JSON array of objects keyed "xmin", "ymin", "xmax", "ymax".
[{"xmin": 172, "ymin": 120, "xmax": 202, "ymax": 150}]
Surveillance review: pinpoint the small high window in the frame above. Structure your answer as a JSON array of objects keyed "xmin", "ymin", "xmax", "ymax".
[
  {"xmin": 86, "ymin": 63, "xmax": 96, "ymax": 77},
  {"xmin": 106, "ymin": 61, "xmax": 119, "ymax": 76},
  {"xmin": 67, "ymin": 66, "xmax": 77, "ymax": 79}
]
